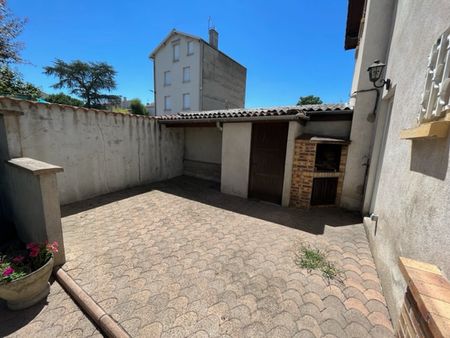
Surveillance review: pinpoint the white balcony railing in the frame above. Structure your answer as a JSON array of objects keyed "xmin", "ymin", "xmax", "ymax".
[{"xmin": 418, "ymin": 26, "xmax": 450, "ymax": 124}]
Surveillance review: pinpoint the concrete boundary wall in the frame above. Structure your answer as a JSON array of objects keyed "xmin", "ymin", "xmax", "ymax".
[{"xmin": 0, "ymin": 97, "xmax": 184, "ymax": 205}]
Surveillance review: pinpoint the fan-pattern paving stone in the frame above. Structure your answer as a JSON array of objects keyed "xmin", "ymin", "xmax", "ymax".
[
  {"xmin": 61, "ymin": 176, "xmax": 395, "ymax": 337},
  {"xmin": 0, "ymin": 279, "xmax": 101, "ymax": 337}
]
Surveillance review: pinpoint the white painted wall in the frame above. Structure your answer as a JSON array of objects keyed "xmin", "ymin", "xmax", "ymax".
[
  {"xmin": 184, "ymin": 127, "xmax": 222, "ymax": 164},
  {"xmin": 184, "ymin": 126, "xmax": 222, "ymax": 182},
  {"xmin": 351, "ymin": 0, "xmax": 450, "ymax": 325},
  {"xmin": 281, "ymin": 122, "xmax": 303, "ymax": 206},
  {"xmin": 154, "ymin": 34, "xmax": 201, "ymax": 115},
  {"xmin": 221, "ymin": 123, "xmax": 252, "ymax": 198},
  {"xmin": 341, "ymin": 0, "xmax": 397, "ymax": 210},
  {"xmin": 0, "ymin": 99, "xmax": 184, "ymax": 205}
]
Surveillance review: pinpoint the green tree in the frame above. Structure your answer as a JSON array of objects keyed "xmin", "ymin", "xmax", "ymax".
[
  {"xmin": 0, "ymin": 1, "xmax": 26, "ymax": 65},
  {"xmin": 45, "ymin": 92, "xmax": 83, "ymax": 106},
  {"xmin": 0, "ymin": 66, "xmax": 41, "ymax": 99},
  {"xmin": 129, "ymin": 98, "xmax": 148, "ymax": 115},
  {"xmin": 44, "ymin": 59, "xmax": 117, "ymax": 108},
  {"xmin": 297, "ymin": 95, "xmax": 323, "ymax": 105}
]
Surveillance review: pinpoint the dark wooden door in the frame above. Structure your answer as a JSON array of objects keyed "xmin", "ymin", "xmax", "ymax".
[
  {"xmin": 311, "ymin": 177, "xmax": 338, "ymax": 206},
  {"xmin": 248, "ymin": 123, "xmax": 289, "ymax": 204}
]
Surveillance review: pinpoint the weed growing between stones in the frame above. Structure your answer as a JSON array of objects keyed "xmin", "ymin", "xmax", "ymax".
[{"xmin": 295, "ymin": 244, "xmax": 343, "ymax": 283}]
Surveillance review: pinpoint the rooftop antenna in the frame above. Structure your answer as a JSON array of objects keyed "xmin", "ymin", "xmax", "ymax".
[{"xmin": 208, "ymin": 16, "xmax": 215, "ymax": 30}]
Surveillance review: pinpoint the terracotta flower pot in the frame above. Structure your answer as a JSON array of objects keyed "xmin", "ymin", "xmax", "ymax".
[{"xmin": 0, "ymin": 257, "xmax": 54, "ymax": 310}]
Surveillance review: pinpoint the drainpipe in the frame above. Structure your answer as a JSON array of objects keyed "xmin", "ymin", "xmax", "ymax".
[{"xmin": 216, "ymin": 121, "xmax": 223, "ymax": 131}]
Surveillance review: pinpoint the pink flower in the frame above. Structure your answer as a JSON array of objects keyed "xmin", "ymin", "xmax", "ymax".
[
  {"xmin": 46, "ymin": 241, "xmax": 59, "ymax": 253},
  {"xmin": 29, "ymin": 247, "xmax": 40, "ymax": 257},
  {"xmin": 2, "ymin": 266, "xmax": 14, "ymax": 277},
  {"xmin": 12, "ymin": 256, "xmax": 25, "ymax": 264},
  {"xmin": 26, "ymin": 242, "xmax": 39, "ymax": 250},
  {"xmin": 27, "ymin": 242, "xmax": 40, "ymax": 257}
]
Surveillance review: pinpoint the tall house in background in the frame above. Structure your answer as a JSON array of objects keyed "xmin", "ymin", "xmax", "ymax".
[{"xmin": 150, "ymin": 29, "xmax": 247, "ymax": 115}]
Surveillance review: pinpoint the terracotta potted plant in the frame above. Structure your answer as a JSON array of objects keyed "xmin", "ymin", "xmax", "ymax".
[{"xmin": 0, "ymin": 241, "xmax": 58, "ymax": 310}]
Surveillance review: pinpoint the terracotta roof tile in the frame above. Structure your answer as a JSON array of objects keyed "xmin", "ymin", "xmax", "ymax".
[{"xmin": 157, "ymin": 104, "xmax": 352, "ymax": 122}]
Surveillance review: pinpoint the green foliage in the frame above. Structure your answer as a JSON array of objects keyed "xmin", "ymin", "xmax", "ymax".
[
  {"xmin": 0, "ymin": 66, "xmax": 41, "ymax": 99},
  {"xmin": 295, "ymin": 244, "xmax": 343, "ymax": 283},
  {"xmin": 297, "ymin": 95, "xmax": 323, "ymax": 105},
  {"xmin": 321, "ymin": 260, "xmax": 342, "ymax": 281},
  {"xmin": 112, "ymin": 107, "xmax": 130, "ymax": 114},
  {"xmin": 296, "ymin": 246, "xmax": 324, "ymax": 271},
  {"xmin": 44, "ymin": 59, "xmax": 117, "ymax": 108},
  {"xmin": 45, "ymin": 92, "xmax": 83, "ymax": 106},
  {"xmin": 0, "ymin": 2, "xmax": 26, "ymax": 65},
  {"xmin": 129, "ymin": 98, "xmax": 148, "ymax": 115}
]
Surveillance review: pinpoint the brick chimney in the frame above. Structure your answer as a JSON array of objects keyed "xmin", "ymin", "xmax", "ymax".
[{"xmin": 209, "ymin": 28, "xmax": 219, "ymax": 49}]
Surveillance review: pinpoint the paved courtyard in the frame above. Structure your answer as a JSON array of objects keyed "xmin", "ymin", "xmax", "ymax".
[{"xmin": 57, "ymin": 176, "xmax": 394, "ymax": 337}]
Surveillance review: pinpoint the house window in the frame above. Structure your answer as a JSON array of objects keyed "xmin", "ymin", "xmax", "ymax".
[
  {"xmin": 173, "ymin": 43, "xmax": 180, "ymax": 62},
  {"xmin": 183, "ymin": 66, "xmax": 190, "ymax": 83},
  {"xmin": 164, "ymin": 71, "xmax": 171, "ymax": 86},
  {"xmin": 164, "ymin": 96, "xmax": 171, "ymax": 111},
  {"xmin": 418, "ymin": 26, "xmax": 450, "ymax": 123},
  {"xmin": 187, "ymin": 41, "xmax": 194, "ymax": 55},
  {"xmin": 182, "ymin": 93, "xmax": 190, "ymax": 110}
]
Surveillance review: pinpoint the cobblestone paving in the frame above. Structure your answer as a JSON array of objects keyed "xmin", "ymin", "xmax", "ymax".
[
  {"xmin": 61, "ymin": 177, "xmax": 394, "ymax": 337},
  {"xmin": 0, "ymin": 279, "xmax": 101, "ymax": 337}
]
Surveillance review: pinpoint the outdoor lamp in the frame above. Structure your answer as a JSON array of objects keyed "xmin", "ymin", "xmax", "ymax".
[{"xmin": 367, "ymin": 60, "xmax": 391, "ymax": 90}]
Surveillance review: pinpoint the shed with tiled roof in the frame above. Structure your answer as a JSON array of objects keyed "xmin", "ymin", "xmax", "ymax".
[{"xmin": 173, "ymin": 104, "xmax": 353, "ymax": 207}]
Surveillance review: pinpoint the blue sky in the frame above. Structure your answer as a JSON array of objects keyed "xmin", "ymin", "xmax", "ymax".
[{"xmin": 9, "ymin": 0, "xmax": 355, "ymax": 107}]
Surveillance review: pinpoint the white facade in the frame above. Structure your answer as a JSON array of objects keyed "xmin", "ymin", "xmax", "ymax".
[
  {"xmin": 153, "ymin": 34, "xmax": 202, "ymax": 115},
  {"xmin": 150, "ymin": 30, "xmax": 247, "ymax": 115}
]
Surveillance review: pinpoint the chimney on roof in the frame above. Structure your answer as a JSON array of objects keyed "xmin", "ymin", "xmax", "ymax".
[{"xmin": 209, "ymin": 28, "xmax": 219, "ymax": 49}]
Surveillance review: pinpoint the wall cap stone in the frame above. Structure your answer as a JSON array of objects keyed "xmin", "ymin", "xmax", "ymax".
[
  {"xmin": 0, "ymin": 96, "xmax": 155, "ymax": 119},
  {"xmin": 7, "ymin": 157, "xmax": 64, "ymax": 176}
]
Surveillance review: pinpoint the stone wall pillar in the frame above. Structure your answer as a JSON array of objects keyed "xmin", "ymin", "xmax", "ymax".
[{"xmin": 6, "ymin": 158, "xmax": 65, "ymax": 265}]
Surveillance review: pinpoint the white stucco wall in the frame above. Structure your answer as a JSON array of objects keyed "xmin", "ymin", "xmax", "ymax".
[
  {"xmin": 355, "ymin": 0, "xmax": 450, "ymax": 325},
  {"xmin": 0, "ymin": 99, "xmax": 184, "ymax": 205},
  {"xmin": 184, "ymin": 127, "xmax": 222, "ymax": 164},
  {"xmin": 221, "ymin": 123, "xmax": 252, "ymax": 198},
  {"xmin": 154, "ymin": 34, "xmax": 201, "ymax": 115},
  {"xmin": 184, "ymin": 126, "xmax": 222, "ymax": 182},
  {"xmin": 281, "ymin": 122, "xmax": 303, "ymax": 206},
  {"xmin": 341, "ymin": 0, "xmax": 397, "ymax": 211}
]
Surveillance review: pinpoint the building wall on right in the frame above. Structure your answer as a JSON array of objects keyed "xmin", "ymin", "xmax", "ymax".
[{"xmin": 355, "ymin": 0, "xmax": 450, "ymax": 326}]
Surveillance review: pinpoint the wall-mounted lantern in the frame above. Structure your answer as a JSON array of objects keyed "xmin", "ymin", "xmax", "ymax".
[{"xmin": 367, "ymin": 60, "xmax": 391, "ymax": 90}]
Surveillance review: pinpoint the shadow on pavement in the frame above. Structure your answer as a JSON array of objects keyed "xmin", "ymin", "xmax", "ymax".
[
  {"xmin": 0, "ymin": 280, "xmax": 53, "ymax": 337},
  {"xmin": 62, "ymin": 176, "xmax": 362, "ymax": 235}
]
